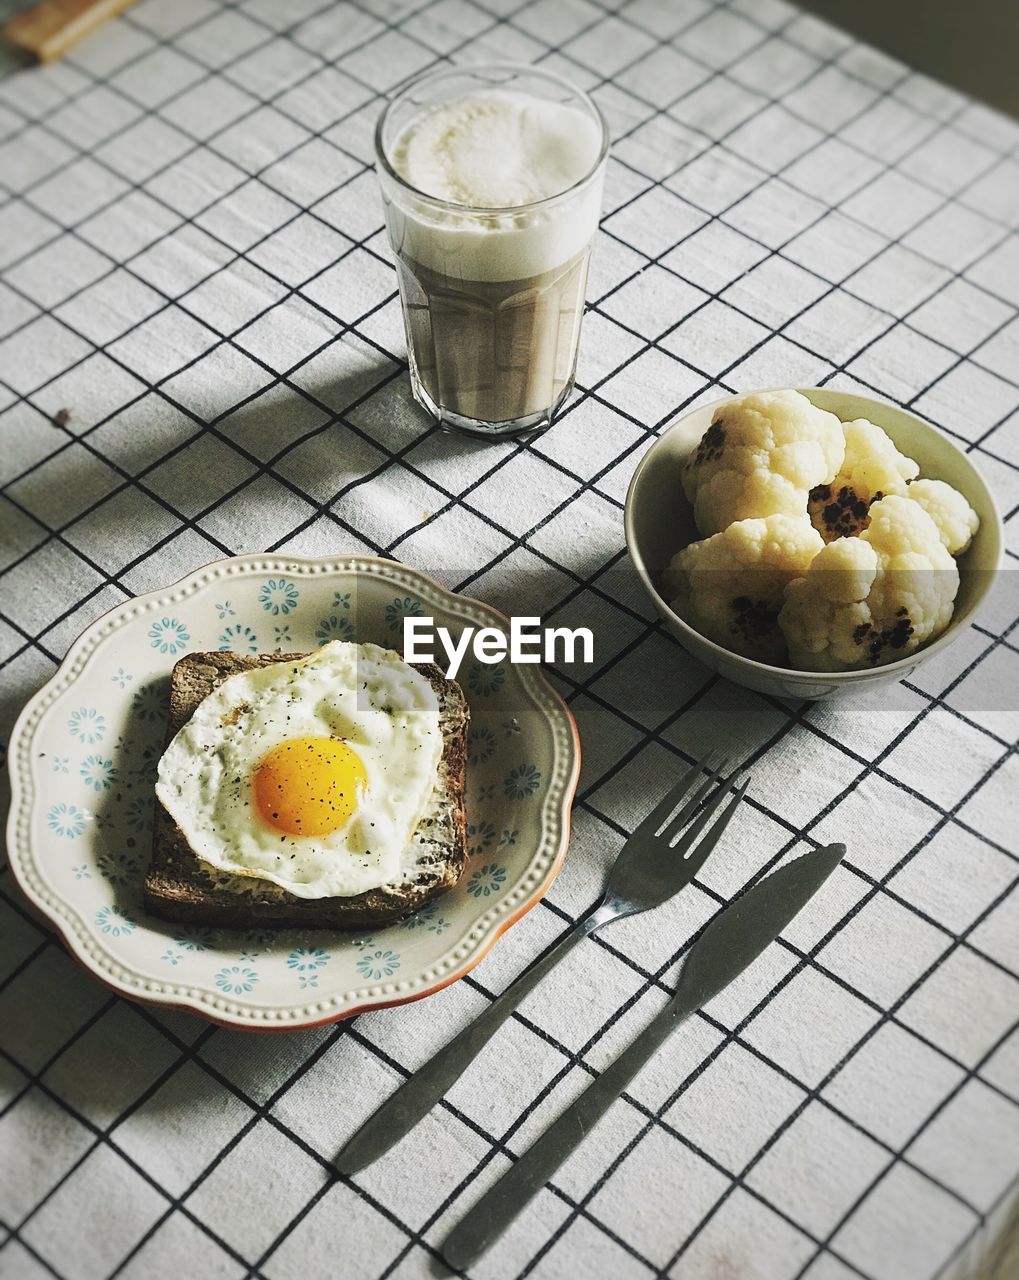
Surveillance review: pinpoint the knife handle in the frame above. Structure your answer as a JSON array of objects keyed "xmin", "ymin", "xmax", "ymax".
[
  {"xmin": 337, "ymin": 903, "xmax": 615, "ymax": 1174},
  {"xmin": 442, "ymin": 1000, "xmax": 684, "ymax": 1271}
]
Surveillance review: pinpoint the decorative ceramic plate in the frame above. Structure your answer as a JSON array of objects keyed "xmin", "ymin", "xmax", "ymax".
[{"xmin": 6, "ymin": 555, "xmax": 580, "ymax": 1031}]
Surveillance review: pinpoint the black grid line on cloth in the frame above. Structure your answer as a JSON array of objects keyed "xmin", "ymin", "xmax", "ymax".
[
  {"xmin": 937, "ymin": 1171, "xmax": 1019, "ymax": 1280},
  {"xmin": 0, "ymin": 691, "xmax": 1008, "ymax": 1280},
  {"xmin": 578, "ymin": 90, "xmax": 1019, "ymax": 408},
  {"xmin": 5, "ymin": 563, "xmax": 1018, "ymax": 1021},
  {"xmin": 2, "ymin": 0, "xmax": 1014, "ymax": 430},
  {"xmin": 0, "ymin": 0, "xmax": 1010, "ymax": 374},
  {"xmin": 350, "ymin": 738, "xmax": 1019, "ymax": 1279},
  {"xmin": 0, "ymin": 0, "xmax": 722, "ymax": 624},
  {"xmin": 533, "ymin": 8, "xmax": 1019, "ymax": 338},
  {"xmin": 0, "ymin": 0, "xmax": 1013, "ymax": 599},
  {"xmin": 0, "ymin": 2, "xmax": 1013, "ymax": 967},
  {"xmin": 0, "ymin": 17, "xmax": 1013, "ymax": 1059},
  {"xmin": 1, "ymin": 0, "xmax": 1019, "ymax": 1269},
  {"xmin": 1, "ymin": 660, "xmax": 1008, "ymax": 1280},
  {"xmin": 0, "ymin": 901, "xmax": 898, "ymax": 1280},
  {"xmin": 505, "ymin": 713, "xmax": 1019, "ymax": 1269}
]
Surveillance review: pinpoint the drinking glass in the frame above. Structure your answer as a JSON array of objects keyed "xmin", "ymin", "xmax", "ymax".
[{"xmin": 374, "ymin": 64, "xmax": 610, "ymax": 439}]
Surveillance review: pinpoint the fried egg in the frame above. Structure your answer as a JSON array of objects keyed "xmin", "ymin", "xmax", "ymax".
[{"xmin": 155, "ymin": 641, "xmax": 443, "ymax": 899}]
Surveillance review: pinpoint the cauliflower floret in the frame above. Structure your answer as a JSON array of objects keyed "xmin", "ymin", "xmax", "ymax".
[
  {"xmin": 780, "ymin": 494, "xmax": 958, "ymax": 671},
  {"xmin": 683, "ymin": 390, "xmax": 844, "ymax": 537},
  {"xmin": 808, "ymin": 419, "xmax": 920, "ymax": 541},
  {"xmin": 664, "ymin": 514, "xmax": 824, "ymax": 664},
  {"xmin": 905, "ymin": 478, "xmax": 979, "ymax": 555}
]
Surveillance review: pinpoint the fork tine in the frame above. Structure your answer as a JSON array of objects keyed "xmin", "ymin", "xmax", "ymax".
[
  {"xmin": 630, "ymin": 751, "xmax": 720, "ymax": 841},
  {"xmin": 668, "ymin": 769, "xmax": 744, "ymax": 850},
  {"xmin": 674, "ymin": 778, "xmax": 750, "ymax": 876},
  {"xmin": 657, "ymin": 756, "xmax": 730, "ymax": 844}
]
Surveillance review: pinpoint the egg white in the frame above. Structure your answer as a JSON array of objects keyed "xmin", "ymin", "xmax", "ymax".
[{"xmin": 155, "ymin": 641, "xmax": 443, "ymax": 899}]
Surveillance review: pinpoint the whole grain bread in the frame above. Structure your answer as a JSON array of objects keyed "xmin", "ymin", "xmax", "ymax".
[{"xmin": 143, "ymin": 652, "xmax": 469, "ymax": 929}]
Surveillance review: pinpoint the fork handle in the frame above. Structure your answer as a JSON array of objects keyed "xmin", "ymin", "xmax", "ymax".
[
  {"xmin": 336, "ymin": 902, "xmax": 614, "ymax": 1174},
  {"xmin": 442, "ymin": 1000, "xmax": 685, "ymax": 1271}
]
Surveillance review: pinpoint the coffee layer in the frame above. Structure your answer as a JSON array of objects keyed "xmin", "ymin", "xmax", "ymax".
[{"xmin": 395, "ymin": 249, "xmax": 591, "ymax": 424}]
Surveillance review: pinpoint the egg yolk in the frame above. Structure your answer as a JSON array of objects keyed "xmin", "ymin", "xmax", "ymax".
[{"xmin": 253, "ymin": 737, "xmax": 366, "ymax": 837}]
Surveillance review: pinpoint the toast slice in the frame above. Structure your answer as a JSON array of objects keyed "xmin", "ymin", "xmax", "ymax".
[{"xmin": 143, "ymin": 652, "xmax": 469, "ymax": 929}]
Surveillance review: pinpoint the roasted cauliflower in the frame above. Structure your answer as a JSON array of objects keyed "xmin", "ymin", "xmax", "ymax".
[
  {"xmin": 779, "ymin": 495, "xmax": 959, "ymax": 671},
  {"xmin": 664, "ymin": 514, "xmax": 824, "ymax": 664},
  {"xmin": 905, "ymin": 478, "xmax": 979, "ymax": 555},
  {"xmin": 808, "ymin": 418, "xmax": 919, "ymax": 541},
  {"xmin": 682, "ymin": 390, "xmax": 844, "ymax": 537}
]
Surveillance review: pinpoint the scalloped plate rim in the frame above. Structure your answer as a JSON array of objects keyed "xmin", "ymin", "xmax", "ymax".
[{"xmin": 6, "ymin": 553, "xmax": 581, "ymax": 1032}]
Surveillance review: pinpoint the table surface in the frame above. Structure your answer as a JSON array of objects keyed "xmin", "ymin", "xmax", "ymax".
[{"xmin": 1, "ymin": 1, "xmax": 1018, "ymax": 1279}]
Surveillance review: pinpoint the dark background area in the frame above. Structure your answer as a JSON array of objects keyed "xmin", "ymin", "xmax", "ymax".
[{"xmin": 796, "ymin": 0, "xmax": 1019, "ymax": 119}]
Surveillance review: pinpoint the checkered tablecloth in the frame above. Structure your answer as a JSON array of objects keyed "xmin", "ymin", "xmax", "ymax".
[{"xmin": 2, "ymin": 0, "xmax": 1019, "ymax": 1277}]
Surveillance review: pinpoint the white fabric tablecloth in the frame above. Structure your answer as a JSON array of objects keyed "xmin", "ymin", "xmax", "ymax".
[{"xmin": 1, "ymin": 1, "xmax": 1018, "ymax": 1278}]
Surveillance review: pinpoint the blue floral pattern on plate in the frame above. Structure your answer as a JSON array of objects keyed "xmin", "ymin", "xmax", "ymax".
[
  {"xmin": 260, "ymin": 578, "xmax": 299, "ymax": 615},
  {"xmin": 161, "ymin": 925, "xmax": 217, "ymax": 965},
  {"xmin": 385, "ymin": 595, "xmax": 424, "ymax": 633},
  {"xmin": 148, "ymin": 617, "xmax": 190, "ymax": 655},
  {"xmin": 215, "ymin": 965, "xmax": 258, "ymax": 995},
  {"xmin": 467, "ymin": 726, "xmax": 497, "ymax": 765},
  {"xmin": 96, "ymin": 905, "xmax": 135, "ymax": 936},
  {"xmin": 467, "ymin": 819, "xmax": 496, "ymax": 857},
  {"xmin": 219, "ymin": 624, "xmax": 259, "ymax": 654},
  {"xmin": 287, "ymin": 947, "xmax": 330, "ymax": 971},
  {"xmin": 467, "ymin": 863, "xmax": 508, "ymax": 898},
  {"xmin": 398, "ymin": 901, "xmax": 450, "ymax": 934},
  {"xmin": 356, "ymin": 949, "xmax": 401, "ymax": 980},
  {"xmin": 504, "ymin": 763, "xmax": 541, "ymax": 799},
  {"xmin": 131, "ymin": 684, "xmax": 164, "ymax": 721},
  {"xmin": 80, "ymin": 754, "xmax": 116, "ymax": 791},
  {"xmin": 68, "ymin": 707, "xmax": 106, "ymax": 744},
  {"xmin": 288, "ymin": 947, "xmax": 330, "ymax": 988},
  {"xmin": 124, "ymin": 795, "xmax": 152, "ymax": 833},
  {"xmin": 96, "ymin": 849, "xmax": 142, "ymax": 887},
  {"xmin": 316, "ymin": 614, "xmax": 355, "ymax": 645},
  {"xmin": 468, "ymin": 664, "xmax": 506, "ymax": 696},
  {"xmin": 176, "ymin": 927, "xmax": 216, "ymax": 951},
  {"xmin": 128, "ymin": 742, "xmax": 161, "ymax": 789},
  {"xmin": 48, "ymin": 803, "xmax": 87, "ymax": 837}
]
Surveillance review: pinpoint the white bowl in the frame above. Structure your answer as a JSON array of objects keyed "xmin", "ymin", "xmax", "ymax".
[{"xmin": 624, "ymin": 388, "xmax": 1004, "ymax": 700}]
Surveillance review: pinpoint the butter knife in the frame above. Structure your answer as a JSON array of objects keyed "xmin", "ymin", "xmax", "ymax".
[{"xmin": 442, "ymin": 842, "xmax": 846, "ymax": 1270}]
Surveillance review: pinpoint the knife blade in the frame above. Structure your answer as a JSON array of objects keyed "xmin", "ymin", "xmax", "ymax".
[{"xmin": 441, "ymin": 842, "xmax": 846, "ymax": 1271}]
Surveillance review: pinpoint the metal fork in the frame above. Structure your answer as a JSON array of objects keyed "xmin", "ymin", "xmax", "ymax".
[{"xmin": 336, "ymin": 753, "xmax": 749, "ymax": 1175}]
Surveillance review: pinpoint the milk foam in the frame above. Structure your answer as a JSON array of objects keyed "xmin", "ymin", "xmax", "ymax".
[
  {"xmin": 393, "ymin": 90, "xmax": 601, "ymax": 207},
  {"xmin": 382, "ymin": 89, "xmax": 605, "ymax": 281}
]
